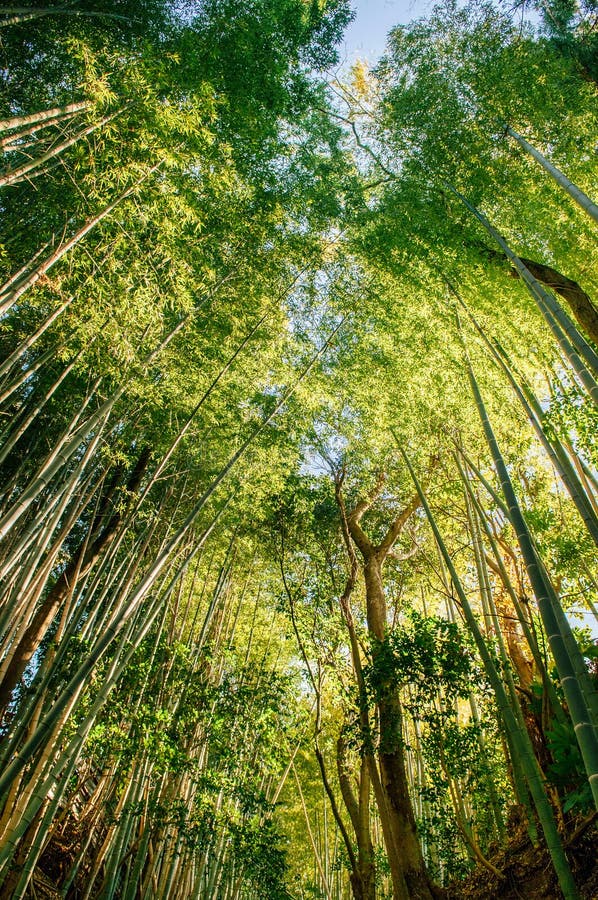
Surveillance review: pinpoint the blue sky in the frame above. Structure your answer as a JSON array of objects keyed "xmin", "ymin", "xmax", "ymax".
[{"xmin": 340, "ymin": 0, "xmax": 434, "ymax": 64}]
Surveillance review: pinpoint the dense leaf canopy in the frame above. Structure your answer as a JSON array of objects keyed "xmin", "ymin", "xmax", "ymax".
[{"xmin": 0, "ymin": 1, "xmax": 596, "ymax": 898}]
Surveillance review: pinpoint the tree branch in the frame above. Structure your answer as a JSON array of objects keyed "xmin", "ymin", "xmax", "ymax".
[
  {"xmin": 344, "ymin": 472, "xmax": 386, "ymax": 558},
  {"xmin": 376, "ymin": 493, "xmax": 421, "ymax": 561}
]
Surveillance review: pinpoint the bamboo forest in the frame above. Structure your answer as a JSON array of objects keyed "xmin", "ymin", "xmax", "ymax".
[{"xmin": 1, "ymin": 0, "xmax": 598, "ymax": 897}]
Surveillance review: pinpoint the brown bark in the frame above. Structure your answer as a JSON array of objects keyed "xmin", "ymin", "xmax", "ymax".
[
  {"xmin": 314, "ymin": 726, "xmax": 364, "ymax": 897},
  {"xmin": 0, "ymin": 447, "xmax": 150, "ymax": 714},
  {"xmin": 342, "ymin": 478, "xmax": 435, "ymax": 900},
  {"xmin": 476, "ymin": 241, "xmax": 598, "ymax": 347},
  {"xmin": 364, "ymin": 556, "xmax": 435, "ymax": 900},
  {"xmin": 337, "ymin": 731, "xmax": 376, "ymax": 900},
  {"xmin": 335, "ymin": 474, "xmax": 396, "ymax": 899},
  {"xmin": 513, "ymin": 258, "xmax": 598, "ymax": 348}
]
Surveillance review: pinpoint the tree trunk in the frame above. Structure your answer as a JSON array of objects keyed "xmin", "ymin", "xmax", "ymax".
[
  {"xmin": 364, "ymin": 556, "xmax": 435, "ymax": 900},
  {"xmin": 473, "ymin": 240, "xmax": 598, "ymax": 347},
  {"xmin": 341, "ymin": 476, "xmax": 434, "ymax": 900},
  {"xmin": 337, "ymin": 731, "xmax": 376, "ymax": 900},
  {"xmin": 514, "ymin": 258, "xmax": 598, "ymax": 348}
]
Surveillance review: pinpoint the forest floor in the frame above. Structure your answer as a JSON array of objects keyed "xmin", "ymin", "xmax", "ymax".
[
  {"xmin": 23, "ymin": 811, "xmax": 598, "ymax": 899},
  {"xmin": 446, "ymin": 812, "xmax": 598, "ymax": 899}
]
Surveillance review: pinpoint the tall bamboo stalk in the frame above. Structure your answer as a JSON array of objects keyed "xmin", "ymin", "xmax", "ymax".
[
  {"xmin": 0, "ymin": 111, "xmax": 123, "ymax": 188},
  {"xmin": 400, "ymin": 445, "xmax": 579, "ymax": 900},
  {"xmin": 450, "ymin": 188, "xmax": 598, "ymax": 400},
  {"xmin": 0, "ymin": 162, "xmax": 163, "ymax": 316},
  {"xmin": 0, "ymin": 103, "xmax": 89, "ymax": 133},
  {"xmin": 505, "ymin": 127, "xmax": 598, "ymax": 224},
  {"xmin": 465, "ymin": 361, "xmax": 598, "ymax": 809}
]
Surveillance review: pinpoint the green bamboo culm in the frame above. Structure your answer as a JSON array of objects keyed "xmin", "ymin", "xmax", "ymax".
[
  {"xmin": 399, "ymin": 444, "xmax": 580, "ymax": 900},
  {"xmin": 457, "ymin": 458, "xmax": 567, "ymax": 729},
  {"xmin": 455, "ymin": 437, "xmax": 598, "ymax": 731},
  {"xmin": 534, "ymin": 295, "xmax": 598, "ymax": 405},
  {"xmin": 450, "ymin": 312, "xmax": 598, "ymax": 723},
  {"xmin": 505, "ymin": 127, "xmax": 598, "ymax": 224},
  {"xmin": 516, "ymin": 372, "xmax": 598, "ymax": 546},
  {"xmin": 464, "ymin": 488, "xmax": 538, "ymax": 840},
  {"xmin": 0, "ymin": 323, "xmax": 344, "ymax": 801},
  {"xmin": 437, "ymin": 518, "xmax": 537, "ymax": 842},
  {"xmin": 464, "ymin": 360, "xmax": 598, "ymax": 811},
  {"xmin": 462, "ymin": 351, "xmax": 598, "ymax": 725},
  {"xmin": 449, "ymin": 284, "xmax": 598, "ymax": 547},
  {"xmin": 448, "ymin": 187, "xmax": 598, "ymax": 403},
  {"xmin": 496, "ymin": 359, "xmax": 598, "ymax": 542}
]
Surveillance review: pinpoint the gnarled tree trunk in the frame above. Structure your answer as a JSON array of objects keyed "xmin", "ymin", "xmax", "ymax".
[{"xmin": 341, "ymin": 474, "xmax": 436, "ymax": 900}]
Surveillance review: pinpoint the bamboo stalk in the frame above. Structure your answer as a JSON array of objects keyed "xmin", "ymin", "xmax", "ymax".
[
  {"xmin": 0, "ymin": 102, "xmax": 89, "ymax": 133},
  {"xmin": 400, "ymin": 444, "xmax": 579, "ymax": 900},
  {"xmin": 464, "ymin": 361, "xmax": 598, "ymax": 809},
  {"xmin": 0, "ymin": 111, "xmax": 123, "ymax": 188},
  {"xmin": 506, "ymin": 127, "xmax": 598, "ymax": 224}
]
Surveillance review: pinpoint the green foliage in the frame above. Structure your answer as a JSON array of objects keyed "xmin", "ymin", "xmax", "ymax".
[
  {"xmin": 365, "ymin": 611, "xmax": 485, "ymax": 708},
  {"xmin": 544, "ymin": 378, "xmax": 598, "ymax": 469},
  {"xmin": 0, "ymin": 0, "xmax": 596, "ymax": 897},
  {"xmin": 546, "ymin": 720, "xmax": 594, "ymax": 813},
  {"xmin": 231, "ymin": 817, "xmax": 292, "ymax": 899}
]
